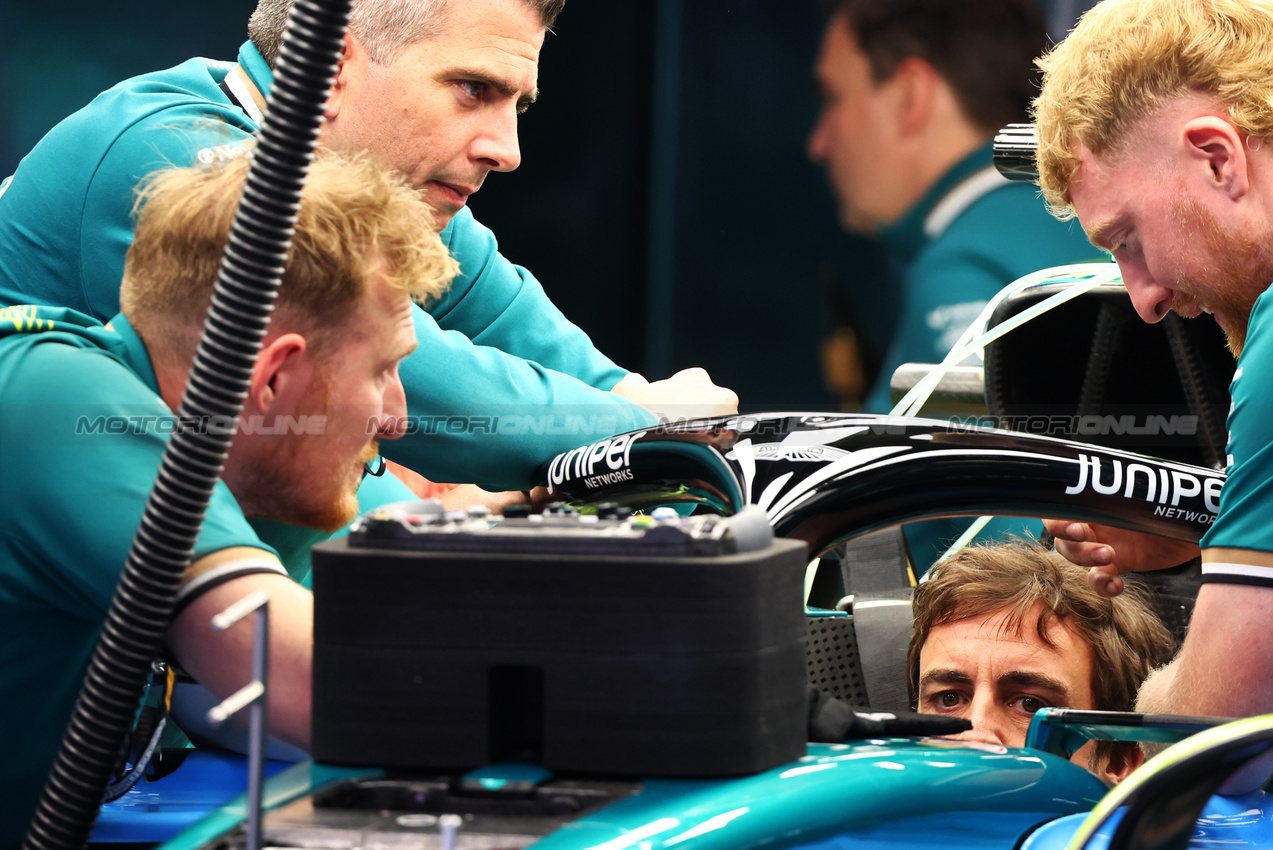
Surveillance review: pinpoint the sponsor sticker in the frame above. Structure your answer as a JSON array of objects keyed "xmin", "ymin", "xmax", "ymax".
[
  {"xmin": 1064, "ymin": 453, "xmax": 1222, "ymax": 523},
  {"xmin": 546, "ymin": 431, "xmax": 647, "ymax": 493}
]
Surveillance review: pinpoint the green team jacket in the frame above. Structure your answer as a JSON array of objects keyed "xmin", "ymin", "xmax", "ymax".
[
  {"xmin": 1200, "ymin": 286, "xmax": 1273, "ymax": 582},
  {"xmin": 0, "ymin": 304, "xmax": 406, "ymax": 847},
  {"xmin": 864, "ymin": 143, "xmax": 1099, "ymax": 413},
  {"xmin": 0, "ymin": 42, "xmax": 655, "ymax": 491}
]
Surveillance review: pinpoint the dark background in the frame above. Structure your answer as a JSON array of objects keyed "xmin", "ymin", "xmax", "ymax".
[{"xmin": 1, "ymin": 0, "xmax": 1095, "ymax": 411}]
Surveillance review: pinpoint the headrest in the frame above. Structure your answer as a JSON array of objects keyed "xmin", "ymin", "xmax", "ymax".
[{"xmin": 983, "ymin": 280, "xmax": 1233, "ymax": 468}]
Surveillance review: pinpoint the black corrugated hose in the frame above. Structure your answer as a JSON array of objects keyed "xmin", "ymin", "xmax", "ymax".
[{"xmin": 21, "ymin": 0, "xmax": 352, "ymax": 845}]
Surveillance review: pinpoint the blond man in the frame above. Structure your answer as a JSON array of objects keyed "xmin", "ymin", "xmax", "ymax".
[
  {"xmin": 1029, "ymin": 0, "xmax": 1273, "ymax": 721},
  {"xmin": 0, "ymin": 151, "xmax": 456, "ymax": 844},
  {"xmin": 910, "ymin": 542, "xmax": 1175, "ymax": 783}
]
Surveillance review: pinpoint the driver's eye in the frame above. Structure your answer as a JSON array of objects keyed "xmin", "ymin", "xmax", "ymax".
[{"xmin": 938, "ymin": 692, "xmax": 961, "ymax": 708}]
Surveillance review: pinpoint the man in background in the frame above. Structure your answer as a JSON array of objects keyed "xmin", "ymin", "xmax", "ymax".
[{"xmin": 807, "ymin": 0, "xmax": 1099, "ymax": 567}]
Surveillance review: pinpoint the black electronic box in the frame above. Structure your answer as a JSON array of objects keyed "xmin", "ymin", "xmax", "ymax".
[{"xmin": 310, "ymin": 501, "xmax": 809, "ymax": 777}]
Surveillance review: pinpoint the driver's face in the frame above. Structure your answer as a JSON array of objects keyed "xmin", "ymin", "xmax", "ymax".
[{"xmin": 917, "ymin": 604, "xmax": 1096, "ymax": 750}]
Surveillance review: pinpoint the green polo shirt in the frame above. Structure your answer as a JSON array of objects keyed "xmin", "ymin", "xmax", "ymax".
[
  {"xmin": 0, "ymin": 305, "xmax": 283, "ymax": 845},
  {"xmin": 0, "ymin": 304, "xmax": 420, "ymax": 844},
  {"xmin": 0, "ymin": 42, "xmax": 655, "ymax": 492},
  {"xmin": 1201, "ymin": 287, "xmax": 1273, "ymax": 581}
]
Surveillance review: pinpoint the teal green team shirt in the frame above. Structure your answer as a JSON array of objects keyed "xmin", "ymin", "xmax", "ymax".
[
  {"xmin": 0, "ymin": 305, "xmax": 408, "ymax": 845},
  {"xmin": 866, "ymin": 143, "xmax": 1099, "ymax": 411},
  {"xmin": 1199, "ymin": 287, "xmax": 1273, "ymax": 583},
  {"xmin": 0, "ymin": 42, "xmax": 656, "ymax": 492},
  {"xmin": 865, "ymin": 144, "xmax": 1101, "ymax": 568}
]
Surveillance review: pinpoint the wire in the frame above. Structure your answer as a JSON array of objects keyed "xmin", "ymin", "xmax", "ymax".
[
  {"xmin": 891, "ymin": 263, "xmax": 1122, "ymax": 419},
  {"xmin": 101, "ymin": 718, "xmax": 168, "ymax": 803}
]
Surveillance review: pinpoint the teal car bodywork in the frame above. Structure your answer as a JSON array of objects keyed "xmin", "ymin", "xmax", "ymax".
[{"xmin": 157, "ymin": 740, "xmax": 1108, "ymax": 850}]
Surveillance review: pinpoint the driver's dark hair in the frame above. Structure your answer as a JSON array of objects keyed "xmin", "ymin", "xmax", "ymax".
[
  {"xmin": 907, "ymin": 541, "xmax": 1175, "ymax": 766},
  {"xmin": 822, "ymin": 0, "xmax": 1047, "ymax": 135}
]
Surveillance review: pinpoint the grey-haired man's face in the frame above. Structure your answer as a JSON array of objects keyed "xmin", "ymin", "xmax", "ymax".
[{"xmin": 322, "ymin": 0, "xmax": 546, "ymax": 228}]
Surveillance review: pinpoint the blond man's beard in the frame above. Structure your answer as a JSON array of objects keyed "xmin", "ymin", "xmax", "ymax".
[
  {"xmin": 1171, "ymin": 193, "xmax": 1273, "ymax": 358},
  {"xmin": 238, "ymin": 367, "xmax": 380, "ymax": 533}
]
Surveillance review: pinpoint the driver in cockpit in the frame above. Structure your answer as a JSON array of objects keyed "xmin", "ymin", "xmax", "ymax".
[{"xmin": 908, "ymin": 541, "xmax": 1175, "ymax": 783}]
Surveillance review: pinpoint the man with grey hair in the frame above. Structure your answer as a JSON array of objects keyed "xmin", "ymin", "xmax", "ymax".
[{"xmin": 0, "ymin": 0, "xmax": 736, "ymax": 518}]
